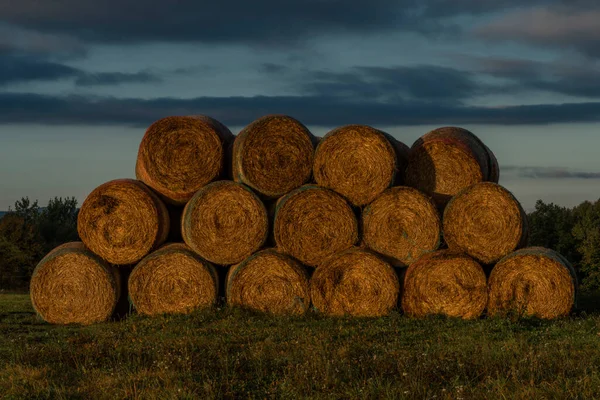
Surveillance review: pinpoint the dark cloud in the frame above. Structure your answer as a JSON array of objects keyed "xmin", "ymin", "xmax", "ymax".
[
  {"xmin": 504, "ymin": 166, "xmax": 600, "ymax": 179},
  {"xmin": 75, "ymin": 71, "xmax": 162, "ymax": 86},
  {"xmin": 0, "ymin": 53, "xmax": 80, "ymax": 85},
  {"xmin": 1, "ymin": 92, "xmax": 600, "ymax": 128}
]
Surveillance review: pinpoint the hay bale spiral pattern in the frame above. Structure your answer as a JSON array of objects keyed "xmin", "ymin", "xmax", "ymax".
[
  {"xmin": 488, "ymin": 247, "xmax": 577, "ymax": 319},
  {"xmin": 78, "ymin": 179, "xmax": 169, "ymax": 265},
  {"xmin": 310, "ymin": 248, "xmax": 399, "ymax": 317},
  {"xmin": 182, "ymin": 180, "xmax": 268, "ymax": 265},
  {"xmin": 233, "ymin": 115, "xmax": 316, "ymax": 198},
  {"xmin": 226, "ymin": 249, "xmax": 310, "ymax": 315},
  {"xmin": 136, "ymin": 115, "xmax": 234, "ymax": 205},
  {"xmin": 274, "ymin": 185, "xmax": 358, "ymax": 267},
  {"xmin": 443, "ymin": 182, "xmax": 528, "ymax": 265},
  {"xmin": 128, "ymin": 243, "xmax": 218, "ymax": 316},
  {"xmin": 401, "ymin": 250, "xmax": 487, "ymax": 319},
  {"xmin": 30, "ymin": 242, "xmax": 121, "ymax": 325},
  {"xmin": 362, "ymin": 186, "xmax": 441, "ymax": 267}
]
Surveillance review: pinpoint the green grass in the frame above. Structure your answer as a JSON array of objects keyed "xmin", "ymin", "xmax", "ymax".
[{"xmin": 2, "ymin": 294, "xmax": 600, "ymax": 399}]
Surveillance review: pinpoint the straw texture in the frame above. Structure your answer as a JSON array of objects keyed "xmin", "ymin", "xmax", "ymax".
[
  {"xmin": 405, "ymin": 127, "xmax": 490, "ymax": 208},
  {"xmin": 274, "ymin": 185, "xmax": 358, "ymax": 267},
  {"xmin": 30, "ymin": 242, "xmax": 121, "ymax": 325},
  {"xmin": 443, "ymin": 182, "xmax": 528, "ymax": 265},
  {"xmin": 78, "ymin": 179, "xmax": 169, "ymax": 265},
  {"xmin": 128, "ymin": 243, "xmax": 218, "ymax": 316},
  {"xmin": 362, "ymin": 186, "xmax": 441, "ymax": 267},
  {"xmin": 401, "ymin": 250, "xmax": 487, "ymax": 319},
  {"xmin": 232, "ymin": 115, "xmax": 316, "ymax": 198},
  {"xmin": 313, "ymin": 125, "xmax": 399, "ymax": 206},
  {"xmin": 226, "ymin": 249, "xmax": 310, "ymax": 315},
  {"xmin": 310, "ymin": 248, "xmax": 399, "ymax": 317},
  {"xmin": 488, "ymin": 247, "xmax": 577, "ymax": 319},
  {"xmin": 182, "ymin": 181, "xmax": 268, "ymax": 265},
  {"xmin": 136, "ymin": 115, "xmax": 234, "ymax": 205}
]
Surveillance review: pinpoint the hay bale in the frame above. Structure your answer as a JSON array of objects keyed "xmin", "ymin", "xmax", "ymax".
[
  {"xmin": 128, "ymin": 243, "xmax": 218, "ymax": 315},
  {"xmin": 232, "ymin": 115, "xmax": 317, "ymax": 198},
  {"xmin": 310, "ymin": 248, "xmax": 399, "ymax": 317},
  {"xmin": 313, "ymin": 125, "xmax": 400, "ymax": 206},
  {"xmin": 274, "ymin": 185, "xmax": 358, "ymax": 267},
  {"xmin": 405, "ymin": 127, "xmax": 491, "ymax": 208},
  {"xmin": 136, "ymin": 115, "xmax": 234, "ymax": 205},
  {"xmin": 362, "ymin": 187, "xmax": 441, "ymax": 267},
  {"xmin": 226, "ymin": 249, "xmax": 310, "ymax": 315},
  {"xmin": 389, "ymin": 137, "xmax": 410, "ymax": 185},
  {"xmin": 182, "ymin": 180, "xmax": 268, "ymax": 265},
  {"xmin": 488, "ymin": 247, "xmax": 577, "ymax": 319},
  {"xmin": 484, "ymin": 144, "xmax": 500, "ymax": 183},
  {"xmin": 30, "ymin": 242, "xmax": 121, "ymax": 325},
  {"xmin": 443, "ymin": 182, "xmax": 528, "ymax": 265},
  {"xmin": 78, "ymin": 179, "xmax": 169, "ymax": 265},
  {"xmin": 401, "ymin": 250, "xmax": 487, "ymax": 319}
]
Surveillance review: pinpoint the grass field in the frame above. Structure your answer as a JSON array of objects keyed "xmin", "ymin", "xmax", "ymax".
[{"xmin": 2, "ymin": 293, "xmax": 600, "ymax": 399}]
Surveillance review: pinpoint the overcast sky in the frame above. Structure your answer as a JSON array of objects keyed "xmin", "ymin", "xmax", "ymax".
[{"xmin": 1, "ymin": 0, "xmax": 600, "ymax": 211}]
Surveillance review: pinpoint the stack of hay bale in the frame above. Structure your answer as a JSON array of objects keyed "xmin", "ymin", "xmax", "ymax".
[{"xmin": 29, "ymin": 115, "xmax": 578, "ymax": 324}]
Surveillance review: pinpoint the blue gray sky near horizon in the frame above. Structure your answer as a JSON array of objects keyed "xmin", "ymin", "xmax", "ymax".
[{"xmin": 1, "ymin": 0, "xmax": 600, "ymax": 211}]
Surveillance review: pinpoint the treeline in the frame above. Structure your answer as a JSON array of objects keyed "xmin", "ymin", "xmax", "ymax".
[{"xmin": 1, "ymin": 196, "xmax": 600, "ymax": 291}]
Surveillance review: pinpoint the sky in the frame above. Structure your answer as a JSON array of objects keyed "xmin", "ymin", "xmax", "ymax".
[{"xmin": 1, "ymin": 0, "xmax": 600, "ymax": 211}]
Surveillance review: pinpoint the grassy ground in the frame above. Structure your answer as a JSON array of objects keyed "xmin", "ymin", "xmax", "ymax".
[{"xmin": 1, "ymin": 294, "xmax": 600, "ymax": 399}]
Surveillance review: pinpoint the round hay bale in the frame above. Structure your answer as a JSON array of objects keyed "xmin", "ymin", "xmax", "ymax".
[
  {"xmin": 274, "ymin": 185, "xmax": 358, "ymax": 267},
  {"xmin": 405, "ymin": 127, "xmax": 491, "ymax": 208},
  {"xmin": 182, "ymin": 180, "xmax": 268, "ymax": 265},
  {"xmin": 226, "ymin": 249, "xmax": 310, "ymax": 315},
  {"xmin": 389, "ymin": 137, "xmax": 410, "ymax": 185},
  {"xmin": 30, "ymin": 242, "xmax": 121, "ymax": 325},
  {"xmin": 488, "ymin": 247, "xmax": 577, "ymax": 319},
  {"xmin": 136, "ymin": 115, "xmax": 234, "ymax": 205},
  {"xmin": 401, "ymin": 250, "xmax": 487, "ymax": 319},
  {"xmin": 362, "ymin": 186, "xmax": 441, "ymax": 267},
  {"xmin": 128, "ymin": 243, "xmax": 218, "ymax": 315},
  {"xmin": 78, "ymin": 179, "xmax": 169, "ymax": 265},
  {"xmin": 443, "ymin": 182, "xmax": 528, "ymax": 265},
  {"xmin": 310, "ymin": 248, "xmax": 399, "ymax": 317},
  {"xmin": 484, "ymin": 144, "xmax": 500, "ymax": 183},
  {"xmin": 232, "ymin": 115, "xmax": 316, "ymax": 198},
  {"xmin": 313, "ymin": 125, "xmax": 399, "ymax": 206}
]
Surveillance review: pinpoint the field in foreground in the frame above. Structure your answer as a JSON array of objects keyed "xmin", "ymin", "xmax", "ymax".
[{"xmin": 2, "ymin": 294, "xmax": 600, "ymax": 400}]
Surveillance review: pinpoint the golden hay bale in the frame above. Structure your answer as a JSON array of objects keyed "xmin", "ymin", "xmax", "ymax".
[
  {"xmin": 313, "ymin": 125, "xmax": 400, "ymax": 206},
  {"xmin": 362, "ymin": 186, "xmax": 441, "ymax": 267},
  {"xmin": 182, "ymin": 180, "xmax": 268, "ymax": 265},
  {"xmin": 443, "ymin": 182, "xmax": 528, "ymax": 265},
  {"xmin": 136, "ymin": 115, "xmax": 234, "ymax": 205},
  {"xmin": 30, "ymin": 242, "xmax": 121, "ymax": 325},
  {"xmin": 487, "ymin": 247, "xmax": 577, "ymax": 319},
  {"xmin": 401, "ymin": 250, "xmax": 487, "ymax": 319},
  {"xmin": 226, "ymin": 249, "xmax": 310, "ymax": 315},
  {"xmin": 78, "ymin": 179, "xmax": 169, "ymax": 265},
  {"xmin": 310, "ymin": 248, "xmax": 399, "ymax": 317},
  {"xmin": 405, "ymin": 127, "xmax": 491, "ymax": 208},
  {"xmin": 232, "ymin": 115, "xmax": 317, "ymax": 198},
  {"xmin": 274, "ymin": 185, "xmax": 358, "ymax": 267},
  {"xmin": 128, "ymin": 243, "xmax": 218, "ymax": 316}
]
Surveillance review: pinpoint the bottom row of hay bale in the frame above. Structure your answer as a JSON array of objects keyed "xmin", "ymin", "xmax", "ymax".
[{"xmin": 29, "ymin": 242, "xmax": 577, "ymax": 325}]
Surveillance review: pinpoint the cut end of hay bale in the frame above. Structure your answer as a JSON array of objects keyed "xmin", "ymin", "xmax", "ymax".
[
  {"xmin": 310, "ymin": 248, "xmax": 399, "ymax": 317},
  {"xmin": 488, "ymin": 247, "xmax": 577, "ymax": 319},
  {"xmin": 226, "ymin": 249, "xmax": 310, "ymax": 315},
  {"xmin": 313, "ymin": 125, "xmax": 398, "ymax": 206},
  {"xmin": 78, "ymin": 179, "xmax": 169, "ymax": 265},
  {"xmin": 405, "ymin": 127, "xmax": 490, "ymax": 208},
  {"xmin": 136, "ymin": 115, "xmax": 234, "ymax": 205},
  {"xmin": 30, "ymin": 242, "xmax": 121, "ymax": 325},
  {"xmin": 233, "ymin": 115, "xmax": 316, "ymax": 198},
  {"xmin": 443, "ymin": 182, "xmax": 528, "ymax": 265},
  {"xmin": 274, "ymin": 185, "xmax": 358, "ymax": 267},
  {"xmin": 401, "ymin": 250, "xmax": 487, "ymax": 319},
  {"xmin": 362, "ymin": 186, "xmax": 441, "ymax": 267},
  {"xmin": 182, "ymin": 181, "xmax": 268, "ymax": 265},
  {"xmin": 128, "ymin": 243, "xmax": 218, "ymax": 316}
]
